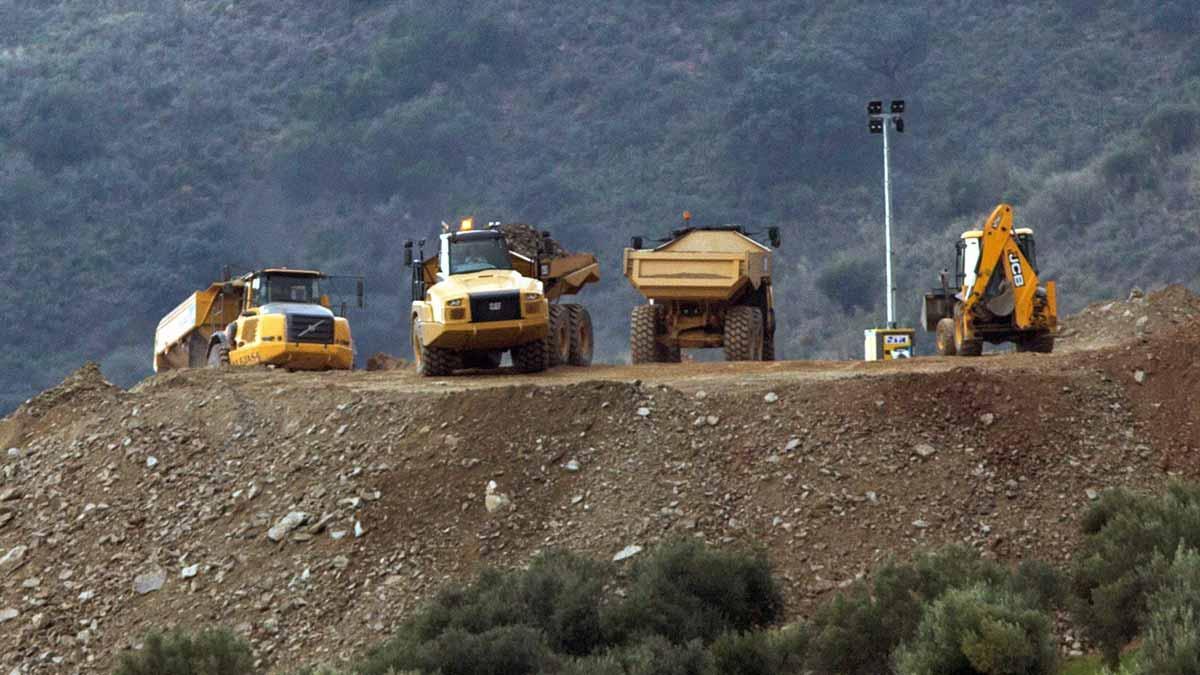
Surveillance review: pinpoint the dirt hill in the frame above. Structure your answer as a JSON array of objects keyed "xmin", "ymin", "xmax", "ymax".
[{"xmin": 1, "ymin": 288, "xmax": 1198, "ymax": 673}]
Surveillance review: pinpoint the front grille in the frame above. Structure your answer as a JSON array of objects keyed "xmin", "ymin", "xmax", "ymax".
[
  {"xmin": 469, "ymin": 291, "xmax": 521, "ymax": 323},
  {"xmin": 288, "ymin": 315, "xmax": 334, "ymax": 344}
]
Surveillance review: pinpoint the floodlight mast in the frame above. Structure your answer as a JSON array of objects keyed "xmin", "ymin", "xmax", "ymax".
[{"xmin": 867, "ymin": 99, "xmax": 905, "ymax": 329}]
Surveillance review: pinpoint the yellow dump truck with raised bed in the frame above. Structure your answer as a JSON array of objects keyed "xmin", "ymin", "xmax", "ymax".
[
  {"xmin": 154, "ymin": 268, "xmax": 363, "ymax": 372},
  {"xmin": 404, "ymin": 220, "xmax": 600, "ymax": 376},
  {"xmin": 623, "ymin": 216, "xmax": 781, "ymax": 362}
]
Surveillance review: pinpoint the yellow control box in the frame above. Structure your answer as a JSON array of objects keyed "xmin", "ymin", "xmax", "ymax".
[{"xmin": 864, "ymin": 327, "xmax": 915, "ymax": 361}]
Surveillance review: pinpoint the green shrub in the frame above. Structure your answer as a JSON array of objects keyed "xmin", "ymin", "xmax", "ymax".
[
  {"xmin": 1142, "ymin": 104, "xmax": 1200, "ymax": 155},
  {"xmin": 708, "ymin": 626, "xmax": 809, "ymax": 675},
  {"xmin": 894, "ymin": 584, "xmax": 1057, "ymax": 675},
  {"xmin": 113, "ymin": 628, "xmax": 254, "ymax": 675},
  {"xmin": 804, "ymin": 546, "xmax": 1059, "ymax": 675},
  {"xmin": 815, "ymin": 255, "xmax": 880, "ymax": 312},
  {"xmin": 1070, "ymin": 484, "xmax": 1200, "ymax": 667},
  {"xmin": 1025, "ymin": 169, "xmax": 1106, "ymax": 230},
  {"xmin": 1134, "ymin": 547, "xmax": 1200, "ymax": 674},
  {"xmin": 1098, "ymin": 141, "xmax": 1156, "ymax": 195},
  {"xmin": 604, "ymin": 538, "xmax": 783, "ymax": 645}
]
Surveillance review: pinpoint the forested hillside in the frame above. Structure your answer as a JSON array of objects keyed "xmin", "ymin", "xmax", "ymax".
[{"xmin": 1, "ymin": 0, "xmax": 1198, "ymax": 411}]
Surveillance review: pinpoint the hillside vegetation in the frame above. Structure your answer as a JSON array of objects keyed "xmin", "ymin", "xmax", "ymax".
[{"xmin": 2, "ymin": 0, "xmax": 1199, "ymax": 409}]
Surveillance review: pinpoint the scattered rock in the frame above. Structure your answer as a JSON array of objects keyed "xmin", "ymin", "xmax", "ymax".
[
  {"xmin": 1134, "ymin": 370, "xmax": 1146, "ymax": 385},
  {"xmin": 1086, "ymin": 488, "xmax": 1100, "ymax": 501},
  {"xmin": 913, "ymin": 443, "xmax": 937, "ymax": 459},
  {"xmin": 0, "ymin": 545, "xmax": 27, "ymax": 574},
  {"xmin": 784, "ymin": 438, "xmax": 801, "ymax": 452},
  {"xmin": 912, "ymin": 520, "xmax": 930, "ymax": 529},
  {"xmin": 0, "ymin": 608, "xmax": 18, "ymax": 624},
  {"xmin": 763, "ymin": 392, "xmax": 779, "ymax": 404},
  {"xmin": 564, "ymin": 459, "xmax": 581, "ymax": 473},
  {"xmin": 613, "ymin": 545, "xmax": 643, "ymax": 562},
  {"xmin": 0, "ymin": 487, "xmax": 19, "ymax": 502},
  {"xmin": 181, "ymin": 564, "xmax": 200, "ymax": 579},
  {"xmin": 145, "ymin": 456, "xmax": 158, "ymax": 469},
  {"xmin": 979, "ymin": 413, "xmax": 995, "ymax": 427},
  {"xmin": 637, "ymin": 407, "xmax": 651, "ymax": 418},
  {"xmin": 485, "ymin": 481, "xmax": 512, "ymax": 513},
  {"xmin": 365, "ymin": 352, "xmax": 406, "ymax": 371},
  {"xmin": 5, "ymin": 448, "xmax": 18, "ymax": 459},
  {"xmin": 133, "ymin": 567, "xmax": 166, "ymax": 595},
  {"xmin": 267, "ymin": 512, "xmax": 309, "ymax": 542},
  {"xmin": 706, "ymin": 415, "xmax": 720, "ymax": 427}
]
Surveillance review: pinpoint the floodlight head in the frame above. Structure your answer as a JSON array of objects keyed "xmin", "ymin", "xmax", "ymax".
[
  {"xmin": 893, "ymin": 117, "xmax": 905, "ymax": 133},
  {"xmin": 867, "ymin": 100, "xmax": 883, "ymax": 115},
  {"xmin": 891, "ymin": 100, "xmax": 905, "ymax": 114},
  {"xmin": 869, "ymin": 119, "xmax": 883, "ymax": 134}
]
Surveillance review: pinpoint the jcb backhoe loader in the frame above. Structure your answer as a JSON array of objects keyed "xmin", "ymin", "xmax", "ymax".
[{"xmin": 922, "ymin": 204, "xmax": 1057, "ymax": 356}]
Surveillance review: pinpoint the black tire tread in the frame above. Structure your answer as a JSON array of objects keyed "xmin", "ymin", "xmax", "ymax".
[
  {"xmin": 565, "ymin": 304, "xmax": 594, "ymax": 367},
  {"xmin": 512, "ymin": 338, "xmax": 548, "ymax": 373},
  {"xmin": 630, "ymin": 305, "xmax": 659, "ymax": 364},
  {"xmin": 724, "ymin": 306, "xmax": 763, "ymax": 361}
]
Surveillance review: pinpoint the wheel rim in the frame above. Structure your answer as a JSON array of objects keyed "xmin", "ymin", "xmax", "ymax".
[{"xmin": 556, "ymin": 320, "xmax": 570, "ymax": 363}]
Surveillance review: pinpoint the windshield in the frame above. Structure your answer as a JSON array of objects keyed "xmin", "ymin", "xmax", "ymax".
[
  {"xmin": 260, "ymin": 274, "xmax": 321, "ymax": 304},
  {"xmin": 449, "ymin": 237, "xmax": 511, "ymax": 275}
]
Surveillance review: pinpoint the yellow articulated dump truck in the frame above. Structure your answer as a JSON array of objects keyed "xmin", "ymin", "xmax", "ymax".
[
  {"xmin": 154, "ymin": 268, "xmax": 363, "ymax": 372},
  {"xmin": 922, "ymin": 204, "xmax": 1058, "ymax": 356},
  {"xmin": 404, "ymin": 219, "xmax": 599, "ymax": 376},
  {"xmin": 623, "ymin": 215, "xmax": 781, "ymax": 363}
]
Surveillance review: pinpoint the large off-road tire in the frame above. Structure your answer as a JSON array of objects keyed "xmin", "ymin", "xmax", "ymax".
[
  {"xmin": 412, "ymin": 319, "xmax": 460, "ymax": 376},
  {"xmin": 512, "ymin": 338, "xmax": 548, "ymax": 373},
  {"xmin": 630, "ymin": 305, "xmax": 659, "ymax": 364},
  {"xmin": 952, "ymin": 306, "xmax": 982, "ymax": 357},
  {"xmin": 1016, "ymin": 332, "xmax": 1055, "ymax": 354},
  {"xmin": 724, "ymin": 306, "xmax": 764, "ymax": 361},
  {"xmin": 935, "ymin": 318, "xmax": 957, "ymax": 356},
  {"xmin": 546, "ymin": 305, "xmax": 571, "ymax": 367},
  {"xmin": 206, "ymin": 342, "xmax": 230, "ymax": 368},
  {"xmin": 564, "ymin": 304, "xmax": 594, "ymax": 367}
]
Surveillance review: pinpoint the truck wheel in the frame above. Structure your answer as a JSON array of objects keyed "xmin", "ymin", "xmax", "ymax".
[
  {"xmin": 565, "ymin": 305, "xmax": 594, "ymax": 367},
  {"xmin": 935, "ymin": 318, "xmax": 957, "ymax": 356},
  {"xmin": 412, "ymin": 319, "xmax": 459, "ymax": 376},
  {"xmin": 630, "ymin": 305, "xmax": 659, "ymax": 364},
  {"xmin": 512, "ymin": 338, "xmax": 548, "ymax": 373},
  {"xmin": 546, "ymin": 305, "xmax": 571, "ymax": 367},
  {"xmin": 724, "ymin": 306, "xmax": 763, "ymax": 361},
  {"xmin": 206, "ymin": 343, "xmax": 229, "ymax": 368},
  {"xmin": 1017, "ymin": 332, "xmax": 1055, "ymax": 354}
]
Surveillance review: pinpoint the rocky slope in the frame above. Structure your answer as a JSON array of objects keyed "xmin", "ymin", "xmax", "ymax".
[{"xmin": 0, "ymin": 288, "xmax": 1197, "ymax": 673}]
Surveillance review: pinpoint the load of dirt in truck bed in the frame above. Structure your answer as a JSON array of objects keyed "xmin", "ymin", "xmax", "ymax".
[
  {"xmin": 500, "ymin": 222, "xmax": 570, "ymax": 259},
  {"xmin": 1059, "ymin": 283, "xmax": 1200, "ymax": 352},
  {"xmin": 2, "ymin": 303, "xmax": 1198, "ymax": 672}
]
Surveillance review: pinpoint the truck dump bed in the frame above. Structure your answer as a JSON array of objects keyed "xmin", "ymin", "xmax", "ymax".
[
  {"xmin": 623, "ymin": 229, "xmax": 771, "ymax": 301},
  {"xmin": 153, "ymin": 283, "xmax": 242, "ymax": 372}
]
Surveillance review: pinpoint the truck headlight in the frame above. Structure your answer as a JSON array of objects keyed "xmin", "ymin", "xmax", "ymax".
[
  {"xmin": 524, "ymin": 293, "xmax": 541, "ymax": 301},
  {"xmin": 447, "ymin": 298, "xmax": 464, "ymax": 307}
]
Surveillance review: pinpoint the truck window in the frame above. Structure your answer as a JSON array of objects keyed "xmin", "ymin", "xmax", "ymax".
[
  {"xmin": 449, "ymin": 238, "xmax": 512, "ymax": 275},
  {"xmin": 263, "ymin": 275, "xmax": 321, "ymax": 304}
]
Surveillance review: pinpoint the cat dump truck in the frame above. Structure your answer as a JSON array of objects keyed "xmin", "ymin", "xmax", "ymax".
[
  {"xmin": 922, "ymin": 204, "xmax": 1058, "ymax": 356},
  {"xmin": 623, "ymin": 217, "xmax": 781, "ymax": 363},
  {"xmin": 154, "ymin": 268, "xmax": 363, "ymax": 372},
  {"xmin": 404, "ymin": 220, "xmax": 599, "ymax": 376}
]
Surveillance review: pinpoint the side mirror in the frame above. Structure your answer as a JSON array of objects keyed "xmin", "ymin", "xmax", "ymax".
[
  {"xmin": 768, "ymin": 227, "xmax": 781, "ymax": 249},
  {"xmin": 631, "ymin": 236, "xmax": 644, "ymax": 250},
  {"xmin": 319, "ymin": 294, "xmax": 331, "ymax": 308},
  {"xmin": 356, "ymin": 279, "xmax": 365, "ymax": 308},
  {"xmin": 403, "ymin": 241, "xmax": 414, "ymax": 267}
]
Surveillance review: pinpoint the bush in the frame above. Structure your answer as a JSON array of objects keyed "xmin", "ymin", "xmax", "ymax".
[
  {"xmin": 113, "ymin": 628, "xmax": 254, "ymax": 675},
  {"xmin": 1070, "ymin": 484, "xmax": 1200, "ymax": 667},
  {"xmin": 1098, "ymin": 141, "xmax": 1156, "ymax": 195},
  {"xmin": 1024, "ymin": 169, "xmax": 1106, "ymax": 231},
  {"xmin": 1134, "ymin": 547, "xmax": 1200, "ymax": 674},
  {"xmin": 815, "ymin": 254, "xmax": 880, "ymax": 312},
  {"xmin": 708, "ymin": 626, "xmax": 809, "ymax": 675},
  {"xmin": 894, "ymin": 584, "xmax": 1057, "ymax": 675},
  {"xmin": 804, "ymin": 546, "xmax": 1060, "ymax": 675},
  {"xmin": 604, "ymin": 538, "xmax": 784, "ymax": 645},
  {"xmin": 1142, "ymin": 104, "xmax": 1200, "ymax": 155}
]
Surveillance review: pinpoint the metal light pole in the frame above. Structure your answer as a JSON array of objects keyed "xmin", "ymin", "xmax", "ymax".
[{"xmin": 868, "ymin": 100, "xmax": 905, "ymax": 329}]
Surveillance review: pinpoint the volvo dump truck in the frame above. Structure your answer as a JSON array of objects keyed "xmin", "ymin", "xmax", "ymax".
[
  {"xmin": 154, "ymin": 268, "xmax": 363, "ymax": 372},
  {"xmin": 922, "ymin": 204, "xmax": 1058, "ymax": 356},
  {"xmin": 404, "ymin": 219, "xmax": 599, "ymax": 376},
  {"xmin": 623, "ymin": 215, "xmax": 781, "ymax": 363}
]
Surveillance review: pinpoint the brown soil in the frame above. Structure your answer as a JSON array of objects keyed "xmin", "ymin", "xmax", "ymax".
[{"xmin": 1, "ymin": 291, "xmax": 1198, "ymax": 673}]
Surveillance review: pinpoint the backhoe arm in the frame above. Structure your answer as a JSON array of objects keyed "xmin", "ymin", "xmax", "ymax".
[{"xmin": 963, "ymin": 204, "xmax": 1041, "ymax": 329}]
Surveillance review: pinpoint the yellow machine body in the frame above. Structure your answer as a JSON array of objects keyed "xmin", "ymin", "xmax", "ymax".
[
  {"xmin": 154, "ymin": 268, "xmax": 355, "ymax": 372},
  {"xmin": 922, "ymin": 204, "xmax": 1058, "ymax": 356}
]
